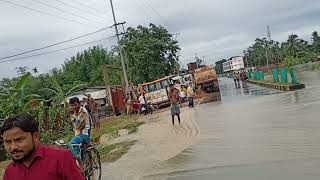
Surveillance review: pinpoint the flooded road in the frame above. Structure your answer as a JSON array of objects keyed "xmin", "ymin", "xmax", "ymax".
[{"xmin": 143, "ymin": 71, "xmax": 320, "ymax": 180}]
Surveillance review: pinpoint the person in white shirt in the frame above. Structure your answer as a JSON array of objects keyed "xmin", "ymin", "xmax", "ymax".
[
  {"xmin": 138, "ymin": 94, "xmax": 147, "ymax": 113},
  {"xmin": 138, "ymin": 94, "xmax": 146, "ymax": 105},
  {"xmin": 187, "ymin": 83, "xmax": 195, "ymax": 108}
]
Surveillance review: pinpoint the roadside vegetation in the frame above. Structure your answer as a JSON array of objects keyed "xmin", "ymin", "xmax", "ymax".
[
  {"xmin": 0, "ymin": 24, "xmax": 178, "ymax": 163},
  {"xmin": 215, "ymin": 31, "xmax": 320, "ymax": 74}
]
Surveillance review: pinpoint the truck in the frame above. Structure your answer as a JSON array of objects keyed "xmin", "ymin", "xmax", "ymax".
[{"xmin": 193, "ymin": 66, "xmax": 220, "ymax": 93}]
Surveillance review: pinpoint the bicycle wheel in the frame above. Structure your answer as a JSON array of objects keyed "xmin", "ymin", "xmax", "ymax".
[
  {"xmin": 82, "ymin": 151, "xmax": 92, "ymax": 180},
  {"xmin": 86, "ymin": 146, "xmax": 102, "ymax": 180}
]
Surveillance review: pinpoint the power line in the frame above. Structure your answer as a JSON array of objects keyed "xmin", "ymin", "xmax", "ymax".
[
  {"xmin": 55, "ymin": 0, "xmax": 110, "ymax": 22},
  {"xmin": 132, "ymin": 0, "xmax": 157, "ymax": 24},
  {"xmin": 72, "ymin": 0, "xmax": 111, "ymax": 17},
  {"xmin": 0, "ymin": 36, "xmax": 116, "ymax": 64},
  {"xmin": 140, "ymin": 0, "xmax": 169, "ymax": 26},
  {"xmin": 0, "ymin": 0, "xmax": 100, "ymax": 28},
  {"xmin": 0, "ymin": 25, "xmax": 114, "ymax": 60},
  {"xmin": 30, "ymin": 0, "xmax": 105, "ymax": 25}
]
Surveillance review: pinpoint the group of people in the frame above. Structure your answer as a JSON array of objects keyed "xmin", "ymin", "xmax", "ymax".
[
  {"xmin": 233, "ymin": 71, "xmax": 248, "ymax": 88},
  {"xmin": 124, "ymin": 82, "xmax": 196, "ymax": 125},
  {"xmin": 0, "ymin": 84, "xmax": 199, "ymax": 179}
]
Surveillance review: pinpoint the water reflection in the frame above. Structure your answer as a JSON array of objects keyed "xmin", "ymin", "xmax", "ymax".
[{"xmin": 219, "ymin": 77, "xmax": 282, "ymax": 102}]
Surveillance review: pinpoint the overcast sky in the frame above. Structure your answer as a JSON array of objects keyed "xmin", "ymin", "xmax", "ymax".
[{"xmin": 0, "ymin": 0, "xmax": 319, "ymax": 78}]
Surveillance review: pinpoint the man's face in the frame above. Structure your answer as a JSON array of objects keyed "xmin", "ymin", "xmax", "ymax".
[
  {"xmin": 170, "ymin": 85, "xmax": 174, "ymax": 90},
  {"xmin": 70, "ymin": 102, "xmax": 81, "ymax": 113},
  {"xmin": 2, "ymin": 127, "xmax": 39, "ymax": 162}
]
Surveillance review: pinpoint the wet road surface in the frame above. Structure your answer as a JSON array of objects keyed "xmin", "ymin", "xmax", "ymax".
[{"xmin": 143, "ymin": 71, "xmax": 320, "ymax": 180}]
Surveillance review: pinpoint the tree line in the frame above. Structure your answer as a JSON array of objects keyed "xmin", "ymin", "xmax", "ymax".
[{"xmin": 216, "ymin": 31, "xmax": 320, "ymax": 74}]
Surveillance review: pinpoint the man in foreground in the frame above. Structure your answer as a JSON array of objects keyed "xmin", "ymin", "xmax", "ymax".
[
  {"xmin": 1, "ymin": 113, "xmax": 84, "ymax": 180},
  {"xmin": 169, "ymin": 84, "xmax": 181, "ymax": 125}
]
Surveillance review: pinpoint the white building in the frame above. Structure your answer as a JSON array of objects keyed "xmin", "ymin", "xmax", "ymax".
[{"xmin": 222, "ymin": 56, "xmax": 245, "ymax": 73}]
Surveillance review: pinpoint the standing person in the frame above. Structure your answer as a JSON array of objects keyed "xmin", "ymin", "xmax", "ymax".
[
  {"xmin": 169, "ymin": 84, "xmax": 181, "ymax": 125},
  {"xmin": 82, "ymin": 98, "xmax": 89, "ymax": 112},
  {"xmin": 1, "ymin": 113, "xmax": 84, "ymax": 180},
  {"xmin": 90, "ymin": 98, "xmax": 100, "ymax": 131},
  {"xmin": 86, "ymin": 94, "xmax": 95, "ymax": 129},
  {"xmin": 187, "ymin": 83, "xmax": 195, "ymax": 108},
  {"xmin": 233, "ymin": 72, "xmax": 237, "ymax": 85},
  {"xmin": 124, "ymin": 93, "xmax": 133, "ymax": 116}
]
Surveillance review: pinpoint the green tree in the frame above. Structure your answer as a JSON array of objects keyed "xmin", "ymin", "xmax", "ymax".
[
  {"xmin": 269, "ymin": 40, "xmax": 282, "ymax": 64},
  {"xmin": 0, "ymin": 72, "xmax": 33, "ymax": 118},
  {"xmin": 59, "ymin": 46, "xmax": 122, "ymax": 86},
  {"xmin": 121, "ymin": 23, "xmax": 181, "ymax": 84},
  {"xmin": 281, "ymin": 34, "xmax": 308, "ymax": 57},
  {"xmin": 243, "ymin": 32, "xmax": 320, "ymax": 67},
  {"xmin": 311, "ymin": 31, "xmax": 320, "ymax": 53},
  {"xmin": 37, "ymin": 76, "xmax": 86, "ymax": 131},
  {"xmin": 215, "ymin": 59, "xmax": 227, "ymax": 74},
  {"xmin": 245, "ymin": 38, "xmax": 269, "ymax": 66}
]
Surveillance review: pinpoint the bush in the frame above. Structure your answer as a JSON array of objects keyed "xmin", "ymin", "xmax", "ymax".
[
  {"xmin": 0, "ymin": 143, "xmax": 8, "ymax": 161},
  {"xmin": 312, "ymin": 64, "xmax": 320, "ymax": 71},
  {"xmin": 110, "ymin": 127, "xmax": 120, "ymax": 139},
  {"xmin": 127, "ymin": 121, "xmax": 144, "ymax": 134}
]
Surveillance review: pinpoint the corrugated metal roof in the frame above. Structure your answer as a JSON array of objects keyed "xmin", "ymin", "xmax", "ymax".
[{"xmin": 68, "ymin": 89, "xmax": 107, "ymax": 101}]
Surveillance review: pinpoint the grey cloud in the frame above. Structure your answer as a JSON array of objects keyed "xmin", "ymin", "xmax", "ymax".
[{"xmin": 0, "ymin": 0, "xmax": 319, "ymax": 78}]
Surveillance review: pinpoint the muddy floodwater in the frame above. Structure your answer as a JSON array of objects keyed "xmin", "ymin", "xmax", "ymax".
[{"xmin": 104, "ymin": 71, "xmax": 320, "ymax": 180}]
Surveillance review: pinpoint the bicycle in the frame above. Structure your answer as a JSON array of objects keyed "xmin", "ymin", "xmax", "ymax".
[{"xmin": 55, "ymin": 140, "xmax": 102, "ymax": 180}]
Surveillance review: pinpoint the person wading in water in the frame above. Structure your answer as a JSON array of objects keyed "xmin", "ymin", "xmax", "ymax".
[{"xmin": 169, "ymin": 84, "xmax": 181, "ymax": 125}]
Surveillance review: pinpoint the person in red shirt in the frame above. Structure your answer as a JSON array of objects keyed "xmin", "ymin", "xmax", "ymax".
[{"xmin": 1, "ymin": 113, "xmax": 84, "ymax": 180}]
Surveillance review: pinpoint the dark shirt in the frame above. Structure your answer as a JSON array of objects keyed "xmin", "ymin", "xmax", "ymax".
[{"xmin": 4, "ymin": 145, "xmax": 85, "ymax": 180}]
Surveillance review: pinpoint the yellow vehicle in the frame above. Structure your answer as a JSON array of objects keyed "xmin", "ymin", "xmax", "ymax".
[{"xmin": 140, "ymin": 77, "xmax": 171, "ymax": 107}]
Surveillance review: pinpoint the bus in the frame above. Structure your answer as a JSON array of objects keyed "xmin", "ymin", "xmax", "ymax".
[
  {"xmin": 171, "ymin": 73, "xmax": 194, "ymax": 100},
  {"xmin": 140, "ymin": 77, "xmax": 171, "ymax": 107}
]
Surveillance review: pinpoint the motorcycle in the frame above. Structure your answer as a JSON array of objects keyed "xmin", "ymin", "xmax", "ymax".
[{"xmin": 132, "ymin": 102, "xmax": 158, "ymax": 115}]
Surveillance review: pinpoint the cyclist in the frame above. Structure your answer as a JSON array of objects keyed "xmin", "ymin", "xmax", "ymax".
[
  {"xmin": 68, "ymin": 97, "xmax": 92, "ymax": 169},
  {"xmin": 1, "ymin": 113, "xmax": 84, "ymax": 180}
]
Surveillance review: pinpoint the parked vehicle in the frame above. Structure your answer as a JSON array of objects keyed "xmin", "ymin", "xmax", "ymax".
[
  {"xmin": 193, "ymin": 66, "xmax": 220, "ymax": 93},
  {"xmin": 171, "ymin": 75, "xmax": 187, "ymax": 100},
  {"xmin": 140, "ymin": 77, "xmax": 171, "ymax": 107},
  {"xmin": 132, "ymin": 102, "xmax": 159, "ymax": 115}
]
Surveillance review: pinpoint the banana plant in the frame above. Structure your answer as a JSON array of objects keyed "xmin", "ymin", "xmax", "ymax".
[{"xmin": 38, "ymin": 76, "xmax": 87, "ymax": 129}]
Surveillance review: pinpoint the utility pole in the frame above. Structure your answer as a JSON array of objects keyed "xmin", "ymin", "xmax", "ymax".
[
  {"xmin": 266, "ymin": 25, "xmax": 271, "ymax": 67},
  {"xmin": 109, "ymin": 0, "xmax": 129, "ymax": 94}
]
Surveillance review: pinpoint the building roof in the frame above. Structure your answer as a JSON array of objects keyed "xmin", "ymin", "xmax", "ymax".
[{"xmin": 68, "ymin": 88, "xmax": 107, "ymax": 101}]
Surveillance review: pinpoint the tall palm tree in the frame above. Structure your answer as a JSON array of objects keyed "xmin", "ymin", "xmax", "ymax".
[
  {"xmin": 269, "ymin": 41, "xmax": 281, "ymax": 63},
  {"xmin": 282, "ymin": 34, "xmax": 307, "ymax": 57},
  {"xmin": 311, "ymin": 31, "xmax": 320, "ymax": 53}
]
